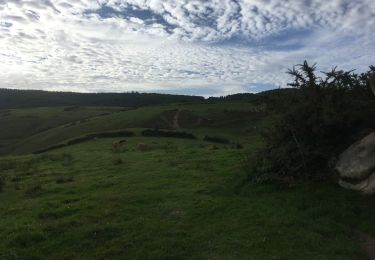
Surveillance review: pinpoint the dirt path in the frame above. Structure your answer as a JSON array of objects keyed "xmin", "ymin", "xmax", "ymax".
[
  {"xmin": 359, "ymin": 231, "xmax": 375, "ymax": 260},
  {"xmin": 172, "ymin": 109, "xmax": 181, "ymax": 129}
]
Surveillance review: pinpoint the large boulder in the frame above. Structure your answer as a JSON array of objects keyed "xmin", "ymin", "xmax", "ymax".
[{"xmin": 336, "ymin": 132, "xmax": 375, "ymax": 194}]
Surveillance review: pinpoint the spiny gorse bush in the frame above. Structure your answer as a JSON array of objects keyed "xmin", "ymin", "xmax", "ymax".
[{"xmin": 248, "ymin": 61, "xmax": 375, "ymax": 183}]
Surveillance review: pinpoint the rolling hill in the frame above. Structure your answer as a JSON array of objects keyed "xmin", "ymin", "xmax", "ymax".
[
  {"xmin": 0, "ymin": 88, "xmax": 204, "ymax": 109},
  {"xmin": 0, "ymin": 89, "xmax": 374, "ymax": 259}
]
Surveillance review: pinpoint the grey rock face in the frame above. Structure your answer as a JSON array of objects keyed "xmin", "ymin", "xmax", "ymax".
[{"xmin": 336, "ymin": 132, "xmax": 375, "ymax": 194}]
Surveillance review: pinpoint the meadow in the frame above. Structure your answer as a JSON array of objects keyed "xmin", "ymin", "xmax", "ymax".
[{"xmin": 0, "ymin": 96, "xmax": 374, "ymax": 259}]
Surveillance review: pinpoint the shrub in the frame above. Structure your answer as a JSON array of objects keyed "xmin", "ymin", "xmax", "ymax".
[
  {"xmin": 141, "ymin": 129, "xmax": 196, "ymax": 139},
  {"xmin": 203, "ymin": 136, "xmax": 230, "ymax": 144},
  {"xmin": 248, "ymin": 61, "xmax": 375, "ymax": 183},
  {"xmin": 34, "ymin": 130, "xmax": 135, "ymax": 154}
]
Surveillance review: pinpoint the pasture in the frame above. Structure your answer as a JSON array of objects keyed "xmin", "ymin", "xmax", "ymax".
[
  {"xmin": 0, "ymin": 137, "xmax": 374, "ymax": 259},
  {"xmin": 0, "ymin": 98, "xmax": 374, "ymax": 259},
  {"xmin": 3, "ymin": 102, "xmax": 265, "ymax": 155}
]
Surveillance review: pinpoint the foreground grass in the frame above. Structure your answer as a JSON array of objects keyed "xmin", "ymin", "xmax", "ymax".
[{"xmin": 0, "ymin": 137, "xmax": 374, "ymax": 259}]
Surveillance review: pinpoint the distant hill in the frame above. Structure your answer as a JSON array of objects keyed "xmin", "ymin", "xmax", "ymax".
[
  {"xmin": 207, "ymin": 88, "xmax": 299, "ymax": 103},
  {"xmin": 0, "ymin": 87, "xmax": 303, "ymax": 155},
  {"xmin": 0, "ymin": 89, "xmax": 205, "ymax": 109}
]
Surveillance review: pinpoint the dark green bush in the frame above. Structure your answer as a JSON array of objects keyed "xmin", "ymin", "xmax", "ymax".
[
  {"xmin": 203, "ymin": 136, "xmax": 230, "ymax": 144},
  {"xmin": 248, "ymin": 62, "xmax": 375, "ymax": 183},
  {"xmin": 142, "ymin": 129, "xmax": 196, "ymax": 139},
  {"xmin": 34, "ymin": 131, "xmax": 135, "ymax": 154}
]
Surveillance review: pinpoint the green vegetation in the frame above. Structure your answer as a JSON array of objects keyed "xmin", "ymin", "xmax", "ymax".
[
  {"xmin": 0, "ymin": 138, "xmax": 374, "ymax": 259},
  {"xmin": 203, "ymin": 135, "xmax": 231, "ymax": 144},
  {"xmin": 0, "ymin": 89, "xmax": 204, "ymax": 109},
  {"xmin": 0, "ymin": 73, "xmax": 374, "ymax": 258},
  {"xmin": 0, "ymin": 106, "xmax": 125, "ymax": 155},
  {"xmin": 3, "ymin": 102, "xmax": 263, "ymax": 155},
  {"xmin": 249, "ymin": 62, "xmax": 375, "ymax": 183},
  {"xmin": 33, "ymin": 130, "xmax": 136, "ymax": 154},
  {"xmin": 141, "ymin": 129, "xmax": 196, "ymax": 139}
]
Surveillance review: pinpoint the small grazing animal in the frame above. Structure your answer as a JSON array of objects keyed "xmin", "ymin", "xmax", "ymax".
[
  {"xmin": 112, "ymin": 139, "xmax": 127, "ymax": 150},
  {"xmin": 137, "ymin": 143, "xmax": 149, "ymax": 152}
]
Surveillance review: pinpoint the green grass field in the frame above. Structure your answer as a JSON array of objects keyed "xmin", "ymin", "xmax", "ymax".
[
  {"xmin": 0, "ymin": 106, "xmax": 124, "ymax": 156},
  {"xmin": 0, "ymin": 101, "xmax": 374, "ymax": 259},
  {"xmin": 4, "ymin": 102, "xmax": 265, "ymax": 155},
  {"xmin": 0, "ymin": 137, "xmax": 374, "ymax": 259}
]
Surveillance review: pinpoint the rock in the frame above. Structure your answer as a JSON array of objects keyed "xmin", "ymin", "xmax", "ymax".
[{"xmin": 336, "ymin": 132, "xmax": 375, "ymax": 194}]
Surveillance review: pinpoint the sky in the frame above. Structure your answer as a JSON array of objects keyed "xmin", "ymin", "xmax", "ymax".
[{"xmin": 0, "ymin": 0, "xmax": 374, "ymax": 96}]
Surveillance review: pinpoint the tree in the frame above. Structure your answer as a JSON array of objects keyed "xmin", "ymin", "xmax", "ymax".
[
  {"xmin": 370, "ymin": 70, "xmax": 375, "ymax": 96},
  {"xmin": 248, "ymin": 62, "xmax": 375, "ymax": 183}
]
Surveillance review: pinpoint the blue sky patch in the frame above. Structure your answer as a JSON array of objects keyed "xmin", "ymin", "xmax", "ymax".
[
  {"xmin": 85, "ymin": 4, "xmax": 176, "ymax": 32},
  {"xmin": 0, "ymin": 22, "xmax": 12, "ymax": 28}
]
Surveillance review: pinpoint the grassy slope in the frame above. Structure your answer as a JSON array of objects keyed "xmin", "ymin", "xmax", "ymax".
[
  {"xmin": 1, "ymin": 100, "xmax": 374, "ymax": 258},
  {"xmin": 0, "ymin": 106, "xmax": 124, "ymax": 155},
  {"xmin": 10, "ymin": 102, "xmax": 266, "ymax": 155},
  {"xmin": 0, "ymin": 137, "xmax": 374, "ymax": 259}
]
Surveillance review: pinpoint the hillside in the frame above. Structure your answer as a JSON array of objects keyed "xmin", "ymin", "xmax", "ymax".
[
  {"xmin": 2, "ymin": 0, "xmax": 374, "ymax": 258},
  {"xmin": 0, "ymin": 89, "xmax": 298, "ymax": 157},
  {"xmin": 0, "ymin": 99, "xmax": 273, "ymax": 156},
  {"xmin": 0, "ymin": 89, "xmax": 374, "ymax": 258},
  {"xmin": 0, "ymin": 106, "xmax": 125, "ymax": 156},
  {"xmin": 0, "ymin": 89, "xmax": 204, "ymax": 109}
]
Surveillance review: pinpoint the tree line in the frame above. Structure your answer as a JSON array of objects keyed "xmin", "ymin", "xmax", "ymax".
[{"xmin": 0, "ymin": 89, "xmax": 205, "ymax": 109}]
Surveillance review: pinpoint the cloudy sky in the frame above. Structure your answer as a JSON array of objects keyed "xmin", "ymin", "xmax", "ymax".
[{"xmin": 0, "ymin": 0, "xmax": 374, "ymax": 96}]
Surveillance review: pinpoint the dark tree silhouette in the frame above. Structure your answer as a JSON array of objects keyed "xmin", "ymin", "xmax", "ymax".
[
  {"xmin": 248, "ymin": 61, "xmax": 375, "ymax": 183},
  {"xmin": 0, "ymin": 89, "xmax": 204, "ymax": 109}
]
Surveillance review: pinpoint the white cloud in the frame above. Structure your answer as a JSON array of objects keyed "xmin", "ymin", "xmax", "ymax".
[{"xmin": 0, "ymin": 0, "xmax": 374, "ymax": 96}]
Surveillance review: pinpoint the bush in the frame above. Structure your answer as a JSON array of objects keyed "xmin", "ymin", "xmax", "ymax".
[
  {"xmin": 141, "ymin": 129, "xmax": 196, "ymax": 139},
  {"xmin": 203, "ymin": 136, "xmax": 230, "ymax": 144},
  {"xmin": 34, "ymin": 130, "xmax": 135, "ymax": 154},
  {"xmin": 248, "ymin": 61, "xmax": 375, "ymax": 183}
]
